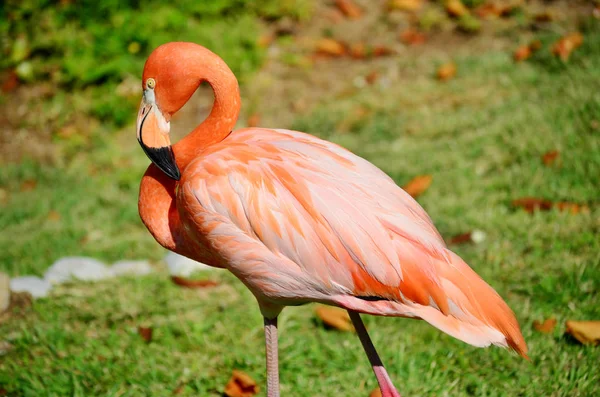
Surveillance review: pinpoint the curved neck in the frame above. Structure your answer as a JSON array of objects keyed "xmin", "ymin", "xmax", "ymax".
[
  {"xmin": 140, "ymin": 49, "xmax": 240, "ymax": 254},
  {"xmin": 173, "ymin": 58, "xmax": 241, "ymax": 169}
]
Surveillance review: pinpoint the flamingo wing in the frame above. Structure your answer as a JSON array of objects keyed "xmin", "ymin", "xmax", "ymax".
[{"xmin": 178, "ymin": 128, "xmax": 527, "ymax": 357}]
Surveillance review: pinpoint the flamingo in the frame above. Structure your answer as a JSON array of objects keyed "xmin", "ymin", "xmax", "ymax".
[{"xmin": 136, "ymin": 42, "xmax": 527, "ymax": 397}]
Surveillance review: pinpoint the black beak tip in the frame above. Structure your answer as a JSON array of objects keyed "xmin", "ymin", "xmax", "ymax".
[{"xmin": 139, "ymin": 143, "xmax": 181, "ymax": 181}]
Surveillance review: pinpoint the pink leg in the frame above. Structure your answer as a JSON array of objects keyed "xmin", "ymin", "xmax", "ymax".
[
  {"xmin": 264, "ymin": 316, "xmax": 280, "ymax": 397},
  {"xmin": 348, "ymin": 310, "xmax": 402, "ymax": 397}
]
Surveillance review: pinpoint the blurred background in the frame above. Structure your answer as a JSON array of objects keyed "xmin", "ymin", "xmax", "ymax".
[{"xmin": 0, "ymin": 0, "xmax": 599, "ymax": 396}]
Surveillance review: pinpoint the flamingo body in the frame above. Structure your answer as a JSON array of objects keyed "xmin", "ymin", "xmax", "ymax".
[{"xmin": 136, "ymin": 42, "xmax": 527, "ymax": 396}]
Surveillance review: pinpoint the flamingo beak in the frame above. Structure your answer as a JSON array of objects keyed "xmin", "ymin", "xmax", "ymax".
[{"xmin": 136, "ymin": 93, "xmax": 180, "ymax": 181}]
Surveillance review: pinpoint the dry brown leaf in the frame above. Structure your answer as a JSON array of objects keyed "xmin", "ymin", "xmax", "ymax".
[
  {"xmin": 387, "ymin": 0, "xmax": 422, "ymax": 12},
  {"xmin": 335, "ymin": 0, "xmax": 362, "ymax": 19},
  {"xmin": 349, "ymin": 42, "xmax": 367, "ymax": 59},
  {"xmin": 1, "ymin": 70, "xmax": 19, "ymax": 93},
  {"xmin": 565, "ymin": 320, "xmax": 600, "ymax": 345},
  {"xmin": 372, "ymin": 46, "xmax": 395, "ymax": 57},
  {"xmin": 137, "ymin": 326, "xmax": 153, "ymax": 343},
  {"xmin": 402, "ymin": 175, "xmax": 433, "ymax": 198},
  {"xmin": 555, "ymin": 202, "xmax": 589, "ymax": 215},
  {"xmin": 552, "ymin": 32, "xmax": 583, "ymax": 62},
  {"xmin": 400, "ymin": 29, "xmax": 427, "ymax": 46},
  {"xmin": 437, "ymin": 63, "xmax": 457, "ymax": 81},
  {"xmin": 475, "ymin": 3, "xmax": 502, "ymax": 18},
  {"xmin": 365, "ymin": 71, "xmax": 379, "ymax": 85},
  {"xmin": 369, "ymin": 387, "xmax": 383, "ymax": 397},
  {"xmin": 533, "ymin": 318, "xmax": 557, "ymax": 333},
  {"xmin": 513, "ymin": 39, "xmax": 543, "ymax": 62},
  {"xmin": 170, "ymin": 276, "xmax": 219, "ymax": 289},
  {"xmin": 512, "ymin": 197, "xmax": 553, "ymax": 213},
  {"xmin": 315, "ymin": 306, "xmax": 354, "ymax": 332},
  {"xmin": 475, "ymin": 2, "xmax": 518, "ymax": 18},
  {"xmin": 512, "ymin": 198, "xmax": 588, "ymax": 214},
  {"xmin": 224, "ymin": 370, "xmax": 259, "ymax": 397},
  {"xmin": 513, "ymin": 45, "xmax": 532, "ymax": 62},
  {"xmin": 448, "ymin": 232, "xmax": 473, "ymax": 245},
  {"xmin": 534, "ymin": 10, "xmax": 555, "ymax": 23},
  {"xmin": 446, "ymin": 0, "xmax": 469, "ymax": 18},
  {"xmin": 542, "ymin": 150, "xmax": 559, "ymax": 166},
  {"xmin": 247, "ymin": 113, "xmax": 260, "ymax": 128},
  {"xmin": 47, "ymin": 210, "xmax": 61, "ymax": 221},
  {"xmin": 20, "ymin": 179, "xmax": 37, "ymax": 192},
  {"xmin": 316, "ymin": 38, "xmax": 346, "ymax": 57}
]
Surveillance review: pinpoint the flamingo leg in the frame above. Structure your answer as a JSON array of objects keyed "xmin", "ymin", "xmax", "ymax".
[
  {"xmin": 264, "ymin": 316, "xmax": 280, "ymax": 397},
  {"xmin": 348, "ymin": 310, "xmax": 402, "ymax": 397}
]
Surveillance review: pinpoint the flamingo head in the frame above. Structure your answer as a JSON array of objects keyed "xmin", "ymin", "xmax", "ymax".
[{"xmin": 136, "ymin": 42, "xmax": 206, "ymax": 181}]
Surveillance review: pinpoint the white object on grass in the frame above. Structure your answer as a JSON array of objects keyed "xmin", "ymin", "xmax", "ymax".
[
  {"xmin": 10, "ymin": 276, "xmax": 52, "ymax": 298},
  {"xmin": 44, "ymin": 257, "xmax": 113, "ymax": 284}
]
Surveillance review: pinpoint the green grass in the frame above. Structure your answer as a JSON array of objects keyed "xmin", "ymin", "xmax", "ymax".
[
  {"xmin": 1, "ymin": 0, "xmax": 313, "ymax": 129},
  {"xmin": 1, "ymin": 17, "xmax": 600, "ymax": 397}
]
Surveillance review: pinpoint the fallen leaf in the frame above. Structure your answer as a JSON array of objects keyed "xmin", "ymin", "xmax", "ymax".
[
  {"xmin": 47, "ymin": 210, "xmax": 61, "ymax": 221},
  {"xmin": 316, "ymin": 38, "xmax": 346, "ymax": 57},
  {"xmin": 19, "ymin": 179, "xmax": 37, "ymax": 192},
  {"xmin": 373, "ymin": 46, "xmax": 395, "ymax": 57},
  {"xmin": 512, "ymin": 198, "xmax": 589, "ymax": 214},
  {"xmin": 349, "ymin": 42, "xmax": 367, "ymax": 59},
  {"xmin": 446, "ymin": 0, "xmax": 469, "ymax": 18},
  {"xmin": 173, "ymin": 384, "xmax": 185, "ymax": 395},
  {"xmin": 534, "ymin": 10, "xmax": 555, "ymax": 23},
  {"xmin": 513, "ymin": 45, "xmax": 531, "ymax": 62},
  {"xmin": 436, "ymin": 63, "xmax": 457, "ymax": 81},
  {"xmin": 335, "ymin": 0, "xmax": 362, "ymax": 19},
  {"xmin": 247, "ymin": 113, "xmax": 260, "ymax": 128},
  {"xmin": 565, "ymin": 320, "xmax": 600, "ymax": 345},
  {"xmin": 554, "ymin": 202, "xmax": 589, "ymax": 214},
  {"xmin": 400, "ymin": 29, "xmax": 427, "ymax": 46},
  {"xmin": 224, "ymin": 370, "xmax": 259, "ymax": 397},
  {"xmin": 170, "ymin": 276, "xmax": 219, "ymax": 289},
  {"xmin": 369, "ymin": 387, "xmax": 383, "ymax": 397},
  {"xmin": 1, "ymin": 70, "xmax": 19, "ymax": 93},
  {"xmin": 387, "ymin": 0, "xmax": 422, "ymax": 12},
  {"xmin": 137, "ymin": 326, "xmax": 153, "ymax": 343},
  {"xmin": 513, "ymin": 40, "xmax": 543, "ymax": 62},
  {"xmin": 403, "ymin": 175, "xmax": 433, "ymax": 198},
  {"xmin": 542, "ymin": 150, "xmax": 559, "ymax": 166},
  {"xmin": 552, "ymin": 32, "xmax": 583, "ymax": 62},
  {"xmin": 365, "ymin": 71, "xmax": 379, "ymax": 85},
  {"xmin": 594, "ymin": 6, "xmax": 600, "ymax": 20},
  {"xmin": 512, "ymin": 197, "xmax": 553, "ymax": 213},
  {"xmin": 533, "ymin": 318, "xmax": 557, "ymax": 333},
  {"xmin": 475, "ymin": 2, "xmax": 519, "ymax": 18},
  {"xmin": 315, "ymin": 306, "xmax": 354, "ymax": 332},
  {"xmin": 475, "ymin": 3, "xmax": 501, "ymax": 18}
]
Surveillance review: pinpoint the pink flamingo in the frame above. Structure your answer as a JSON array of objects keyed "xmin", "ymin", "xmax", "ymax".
[{"xmin": 137, "ymin": 42, "xmax": 527, "ymax": 397}]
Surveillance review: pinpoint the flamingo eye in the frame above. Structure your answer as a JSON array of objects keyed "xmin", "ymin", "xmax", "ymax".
[{"xmin": 146, "ymin": 78, "xmax": 156, "ymax": 89}]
